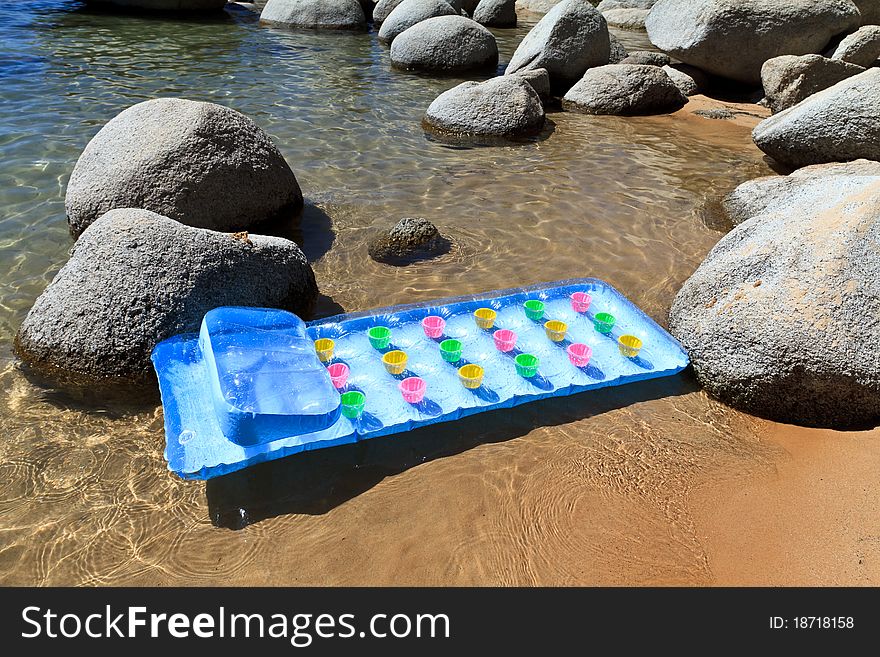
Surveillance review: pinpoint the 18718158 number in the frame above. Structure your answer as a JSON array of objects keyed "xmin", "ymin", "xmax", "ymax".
[{"xmin": 792, "ymin": 617, "xmax": 854, "ymax": 629}]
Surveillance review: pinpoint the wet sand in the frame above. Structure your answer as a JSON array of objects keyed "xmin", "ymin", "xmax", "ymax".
[{"xmin": 693, "ymin": 423, "xmax": 880, "ymax": 586}]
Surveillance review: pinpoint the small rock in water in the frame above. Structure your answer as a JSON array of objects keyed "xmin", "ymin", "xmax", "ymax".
[
  {"xmin": 368, "ymin": 218, "xmax": 452, "ymax": 265},
  {"xmin": 373, "ymin": 0, "xmax": 406, "ymax": 23},
  {"xmin": 693, "ymin": 108, "xmax": 734, "ymax": 120},
  {"xmin": 510, "ymin": 67, "xmax": 552, "ymax": 101}
]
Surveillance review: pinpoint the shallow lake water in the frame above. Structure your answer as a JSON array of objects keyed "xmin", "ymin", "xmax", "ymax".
[{"xmin": 0, "ymin": 2, "xmax": 781, "ymax": 585}]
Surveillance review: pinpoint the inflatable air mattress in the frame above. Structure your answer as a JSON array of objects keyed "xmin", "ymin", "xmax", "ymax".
[{"xmin": 152, "ymin": 278, "xmax": 688, "ymax": 479}]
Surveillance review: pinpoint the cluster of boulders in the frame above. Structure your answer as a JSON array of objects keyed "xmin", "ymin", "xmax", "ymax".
[
  {"xmin": 424, "ymin": 0, "xmax": 693, "ymax": 140},
  {"xmin": 28, "ymin": 0, "xmax": 880, "ymax": 434},
  {"xmin": 16, "ymin": 99, "xmax": 318, "ymax": 385},
  {"xmin": 259, "ymin": 0, "xmax": 520, "ymax": 33}
]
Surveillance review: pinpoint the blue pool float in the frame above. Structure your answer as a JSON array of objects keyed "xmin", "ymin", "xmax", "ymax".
[{"xmin": 152, "ymin": 278, "xmax": 689, "ymax": 479}]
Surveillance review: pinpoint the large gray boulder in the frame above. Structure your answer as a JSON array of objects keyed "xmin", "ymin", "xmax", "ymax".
[
  {"xmin": 473, "ymin": 0, "xmax": 517, "ymax": 27},
  {"xmin": 562, "ymin": 64, "xmax": 686, "ymax": 115},
  {"xmin": 378, "ymin": 0, "xmax": 458, "ymax": 43},
  {"xmin": 722, "ymin": 159, "xmax": 880, "ymax": 226},
  {"xmin": 65, "ymin": 98, "xmax": 302, "ymax": 239},
  {"xmin": 854, "ymin": 0, "xmax": 880, "ymax": 24},
  {"xmin": 84, "ymin": 0, "xmax": 226, "ymax": 10},
  {"xmin": 390, "ymin": 15, "xmax": 499, "ymax": 73},
  {"xmin": 505, "ymin": 0, "xmax": 610, "ymax": 93},
  {"xmin": 15, "ymin": 209, "xmax": 318, "ymax": 384},
  {"xmin": 601, "ymin": 7, "xmax": 649, "ymax": 29},
  {"xmin": 830, "ymin": 25, "xmax": 880, "ymax": 67},
  {"xmin": 259, "ymin": 0, "xmax": 367, "ymax": 29},
  {"xmin": 645, "ymin": 0, "xmax": 862, "ymax": 85},
  {"xmin": 752, "ymin": 68, "xmax": 880, "ymax": 168},
  {"xmin": 424, "ymin": 76, "xmax": 545, "ymax": 138},
  {"xmin": 761, "ymin": 54, "xmax": 864, "ymax": 114},
  {"xmin": 669, "ymin": 170, "xmax": 880, "ymax": 428}
]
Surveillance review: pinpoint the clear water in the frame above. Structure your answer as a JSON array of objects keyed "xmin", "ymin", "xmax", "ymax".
[{"xmin": 0, "ymin": 2, "xmax": 779, "ymax": 585}]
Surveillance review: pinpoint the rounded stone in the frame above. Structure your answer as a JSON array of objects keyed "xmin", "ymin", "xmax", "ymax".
[
  {"xmin": 65, "ymin": 98, "xmax": 303, "ymax": 238},
  {"xmin": 390, "ymin": 15, "xmax": 499, "ymax": 73},
  {"xmin": 15, "ymin": 209, "xmax": 318, "ymax": 384},
  {"xmin": 562, "ymin": 64, "xmax": 686, "ymax": 115},
  {"xmin": 259, "ymin": 0, "xmax": 368, "ymax": 29},
  {"xmin": 424, "ymin": 76, "xmax": 545, "ymax": 138}
]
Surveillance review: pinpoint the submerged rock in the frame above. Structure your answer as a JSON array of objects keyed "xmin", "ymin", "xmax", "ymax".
[
  {"xmin": 259, "ymin": 0, "xmax": 368, "ymax": 29},
  {"xmin": 830, "ymin": 25, "xmax": 880, "ymax": 67},
  {"xmin": 65, "ymin": 98, "xmax": 302, "ymax": 238},
  {"xmin": 505, "ymin": 0, "xmax": 611, "ymax": 93},
  {"xmin": 424, "ymin": 76, "xmax": 545, "ymax": 138},
  {"xmin": 378, "ymin": 0, "xmax": 457, "ymax": 44},
  {"xmin": 473, "ymin": 0, "xmax": 517, "ymax": 27},
  {"xmin": 15, "ymin": 209, "xmax": 318, "ymax": 384},
  {"xmin": 669, "ymin": 169, "xmax": 880, "ymax": 428},
  {"xmin": 368, "ymin": 217, "xmax": 451, "ymax": 265},
  {"xmin": 645, "ymin": 0, "xmax": 862, "ymax": 85},
  {"xmin": 562, "ymin": 64, "xmax": 686, "ymax": 115},
  {"xmin": 390, "ymin": 15, "xmax": 498, "ymax": 73},
  {"xmin": 761, "ymin": 54, "xmax": 864, "ymax": 114},
  {"xmin": 752, "ymin": 68, "xmax": 880, "ymax": 168}
]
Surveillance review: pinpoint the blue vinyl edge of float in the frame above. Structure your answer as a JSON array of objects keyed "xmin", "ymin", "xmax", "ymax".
[{"xmin": 152, "ymin": 278, "xmax": 689, "ymax": 480}]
